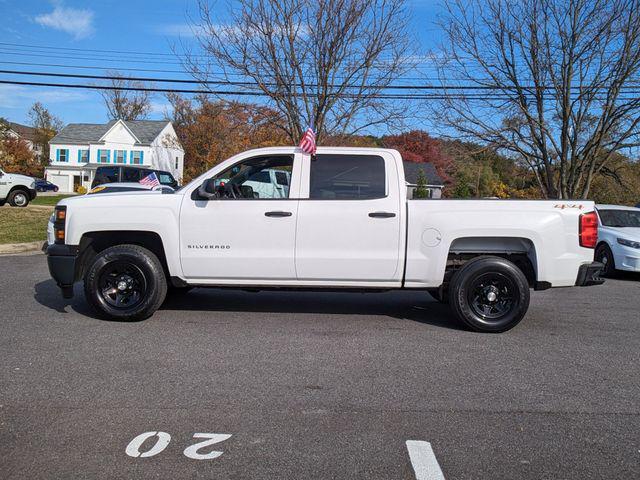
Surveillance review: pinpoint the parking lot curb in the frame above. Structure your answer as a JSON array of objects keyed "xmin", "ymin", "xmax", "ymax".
[{"xmin": 0, "ymin": 241, "xmax": 46, "ymax": 256}]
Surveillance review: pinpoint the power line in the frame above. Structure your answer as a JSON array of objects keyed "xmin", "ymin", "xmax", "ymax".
[
  {"xmin": 2, "ymin": 69, "xmax": 639, "ymax": 93},
  {"xmin": 0, "ymin": 78, "xmax": 534, "ymax": 100},
  {"xmin": 0, "ymin": 41, "xmax": 188, "ymax": 58}
]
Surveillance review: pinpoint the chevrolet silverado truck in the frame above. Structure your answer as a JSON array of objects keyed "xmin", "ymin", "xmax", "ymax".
[
  {"xmin": 45, "ymin": 147, "xmax": 603, "ymax": 332},
  {"xmin": 0, "ymin": 168, "xmax": 37, "ymax": 207}
]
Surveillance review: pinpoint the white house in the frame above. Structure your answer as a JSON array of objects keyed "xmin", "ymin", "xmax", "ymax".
[
  {"xmin": 45, "ymin": 119, "xmax": 184, "ymax": 193},
  {"xmin": 2, "ymin": 121, "xmax": 44, "ymax": 158}
]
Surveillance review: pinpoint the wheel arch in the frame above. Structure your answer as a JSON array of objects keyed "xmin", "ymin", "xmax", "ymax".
[
  {"xmin": 76, "ymin": 230, "xmax": 170, "ymax": 282},
  {"xmin": 445, "ymin": 236, "xmax": 539, "ymax": 288},
  {"xmin": 8, "ymin": 185, "xmax": 29, "ymax": 195}
]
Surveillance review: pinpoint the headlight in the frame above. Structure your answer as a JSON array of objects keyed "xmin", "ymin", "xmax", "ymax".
[
  {"xmin": 30, "ymin": 180, "xmax": 35, "ymax": 188},
  {"xmin": 617, "ymin": 237, "xmax": 640, "ymax": 249}
]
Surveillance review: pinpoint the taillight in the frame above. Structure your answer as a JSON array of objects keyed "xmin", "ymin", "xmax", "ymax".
[
  {"xmin": 579, "ymin": 211, "xmax": 598, "ymax": 248},
  {"xmin": 54, "ymin": 205, "xmax": 67, "ymax": 245}
]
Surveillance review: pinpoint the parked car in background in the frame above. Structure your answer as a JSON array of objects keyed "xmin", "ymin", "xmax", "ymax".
[
  {"xmin": 91, "ymin": 165, "xmax": 179, "ymax": 189},
  {"xmin": 35, "ymin": 179, "xmax": 59, "ymax": 192},
  {"xmin": 88, "ymin": 182, "xmax": 175, "ymax": 195},
  {"xmin": 0, "ymin": 168, "xmax": 37, "ymax": 207},
  {"xmin": 595, "ymin": 204, "xmax": 640, "ymax": 275}
]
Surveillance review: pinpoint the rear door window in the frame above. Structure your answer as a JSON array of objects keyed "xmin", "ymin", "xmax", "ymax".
[{"xmin": 309, "ymin": 154, "xmax": 386, "ymax": 199}]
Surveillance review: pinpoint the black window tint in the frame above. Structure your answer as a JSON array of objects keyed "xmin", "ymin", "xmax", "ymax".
[
  {"xmin": 94, "ymin": 167, "xmax": 119, "ymax": 185},
  {"xmin": 275, "ymin": 171, "xmax": 289, "ymax": 186},
  {"xmin": 309, "ymin": 154, "xmax": 386, "ymax": 200},
  {"xmin": 598, "ymin": 209, "xmax": 640, "ymax": 227},
  {"xmin": 122, "ymin": 168, "xmax": 142, "ymax": 182}
]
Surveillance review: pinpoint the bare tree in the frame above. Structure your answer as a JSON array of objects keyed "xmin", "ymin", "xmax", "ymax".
[
  {"xmin": 27, "ymin": 102, "xmax": 64, "ymax": 161},
  {"xmin": 184, "ymin": 0, "xmax": 415, "ymax": 142},
  {"xmin": 435, "ymin": 0, "xmax": 640, "ymax": 199},
  {"xmin": 100, "ymin": 72, "xmax": 152, "ymax": 121}
]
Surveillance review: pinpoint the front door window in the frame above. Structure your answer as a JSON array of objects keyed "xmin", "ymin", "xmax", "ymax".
[{"xmin": 207, "ymin": 155, "xmax": 293, "ymax": 199}]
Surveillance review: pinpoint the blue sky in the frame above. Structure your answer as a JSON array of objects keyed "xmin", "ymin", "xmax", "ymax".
[{"xmin": 0, "ymin": 0, "xmax": 443, "ymax": 128}]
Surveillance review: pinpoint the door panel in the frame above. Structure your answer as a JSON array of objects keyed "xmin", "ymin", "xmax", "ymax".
[
  {"xmin": 295, "ymin": 152, "xmax": 403, "ymax": 282},
  {"xmin": 179, "ymin": 199, "xmax": 298, "ymax": 280},
  {"xmin": 295, "ymin": 199, "xmax": 402, "ymax": 281},
  {"xmin": 179, "ymin": 153, "xmax": 301, "ymax": 281}
]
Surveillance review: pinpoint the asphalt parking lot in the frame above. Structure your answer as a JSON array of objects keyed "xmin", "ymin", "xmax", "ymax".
[{"xmin": 1, "ymin": 254, "xmax": 639, "ymax": 479}]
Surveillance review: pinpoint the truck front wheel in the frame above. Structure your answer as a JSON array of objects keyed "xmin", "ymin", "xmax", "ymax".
[
  {"xmin": 8, "ymin": 189, "xmax": 30, "ymax": 207},
  {"xmin": 83, "ymin": 244, "xmax": 167, "ymax": 321},
  {"xmin": 448, "ymin": 256, "xmax": 530, "ymax": 333}
]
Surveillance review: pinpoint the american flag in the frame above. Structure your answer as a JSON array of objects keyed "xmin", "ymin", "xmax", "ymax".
[
  {"xmin": 298, "ymin": 126, "xmax": 316, "ymax": 155},
  {"xmin": 140, "ymin": 172, "xmax": 160, "ymax": 188}
]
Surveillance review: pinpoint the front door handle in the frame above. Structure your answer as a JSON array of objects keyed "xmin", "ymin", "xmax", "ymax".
[
  {"xmin": 265, "ymin": 211, "xmax": 292, "ymax": 217},
  {"xmin": 368, "ymin": 211, "xmax": 396, "ymax": 218}
]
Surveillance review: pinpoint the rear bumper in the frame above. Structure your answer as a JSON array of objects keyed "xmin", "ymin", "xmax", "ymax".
[
  {"xmin": 575, "ymin": 261, "xmax": 605, "ymax": 287},
  {"xmin": 46, "ymin": 243, "xmax": 79, "ymax": 298}
]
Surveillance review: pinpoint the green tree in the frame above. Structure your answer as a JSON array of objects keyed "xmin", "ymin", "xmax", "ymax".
[{"xmin": 413, "ymin": 168, "xmax": 430, "ymax": 199}]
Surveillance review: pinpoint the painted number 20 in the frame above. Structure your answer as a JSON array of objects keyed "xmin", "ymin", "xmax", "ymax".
[{"xmin": 125, "ymin": 432, "xmax": 232, "ymax": 460}]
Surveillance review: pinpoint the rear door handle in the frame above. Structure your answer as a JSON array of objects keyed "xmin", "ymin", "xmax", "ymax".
[
  {"xmin": 368, "ymin": 211, "xmax": 396, "ymax": 218},
  {"xmin": 265, "ymin": 211, "xmax": 292, "ymax": 217}
]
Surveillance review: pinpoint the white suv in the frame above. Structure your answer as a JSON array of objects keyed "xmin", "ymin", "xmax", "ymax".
[{"xmin": 0, "ymin": 168, "xmax": 37, "ymax": 207}]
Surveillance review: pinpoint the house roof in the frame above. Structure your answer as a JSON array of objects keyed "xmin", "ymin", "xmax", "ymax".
[
  {"xmin": 50, "ymin": 119, "xmax": 170, "ymax": 145},
  {"xmin": 7, "ymin": 122, "xmax": 38, "ymax": 142},
  {"xmin": 402, "ymin": 161, "xmax": 444, "ymax": 186}
]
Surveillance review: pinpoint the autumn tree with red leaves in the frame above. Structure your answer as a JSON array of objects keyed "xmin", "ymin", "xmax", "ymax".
[{"xmin": 383, "ymin": 130, "xmax": 454, "ymax": 185}]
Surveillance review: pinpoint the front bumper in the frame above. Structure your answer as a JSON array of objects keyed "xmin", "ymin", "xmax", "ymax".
[
  {"xmin": 46, "ymin": 243, "xmax": 79, "ymax": 298},
  {"xmin": 28, "ymin": 188, "xmax": 37, "ymax": 200},
  {"xmin": 575, "ymin": 261, "xmax": 605, "ymax": 287}
]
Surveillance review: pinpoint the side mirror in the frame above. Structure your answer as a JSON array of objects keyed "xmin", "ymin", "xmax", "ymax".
[{"xmin": 197, "ymin": 178, "xmax": 218, "ymax": 199}]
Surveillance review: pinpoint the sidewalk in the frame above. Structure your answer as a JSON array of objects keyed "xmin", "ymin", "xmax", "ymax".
[{"xmin": 0, "ymin": 241, "xmax": 45, "ymax": 256}]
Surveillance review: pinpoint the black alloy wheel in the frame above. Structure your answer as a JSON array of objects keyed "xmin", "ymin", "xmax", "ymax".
[
  {"xmin": 449, "ymin": 256, "xmax": 530, "ymax": 333},
  {"xmin": 98, "ymin": 261, "xmax": 148, "ymax": 310},
  {"xmin": 84, "ymin": 244, "xmax": 167, "ymax": 321}
]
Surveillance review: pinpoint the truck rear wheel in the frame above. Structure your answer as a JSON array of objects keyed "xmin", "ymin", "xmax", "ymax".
[
  {"xmin": 448, "ymin": 256, "xmax": 530, "ymax": 333},
  {"xmin": 83, "ymin": 244, "xmax": 167, "ymax": 321}
]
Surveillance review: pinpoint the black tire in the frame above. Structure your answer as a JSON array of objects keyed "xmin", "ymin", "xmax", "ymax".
[
  {"xmin": 8, "ymin": 189, "xmax": 30, "ymax": 207},
  {"xmin": 448, "ymin": 256, "xmax": 530, "ymax": 333},
  {"xmin": 83, "ymin": 244, "xmax": 167, "ymax": 321},
  {"xmin": 595, "ymin": 243, "xmax": 616, "ymax": 277}
]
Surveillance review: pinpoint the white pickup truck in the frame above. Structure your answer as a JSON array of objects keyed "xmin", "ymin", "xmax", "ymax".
[
  {"xmin": 0, "ymin": 168, "xmax": 37, "ymax": 207},
  {"xmin": 45, "ymin": 147, "xmax": 603, "ymax": 332}
]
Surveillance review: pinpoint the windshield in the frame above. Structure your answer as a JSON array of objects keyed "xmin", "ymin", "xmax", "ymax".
[{"xmin": 598, "ymin": 209, "xmax": 640, "ymax": 227}]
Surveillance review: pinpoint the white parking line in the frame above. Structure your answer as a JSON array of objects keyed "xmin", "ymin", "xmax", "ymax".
[{"xmin": 406, "ymin": 440, "xmax": 445, "ymax": 480}]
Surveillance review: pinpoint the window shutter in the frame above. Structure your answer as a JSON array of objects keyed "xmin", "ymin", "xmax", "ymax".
[
  {"xmin": 107, "ymin": 150, "xmax": 111, "ymax": 163},
  {"xmin": 123, "ymin": 150, "xmax": 127, "ymax": 163},
  {"xmin": 78, "ymin": 150, "xmax": 81, "ymax": 162},
  {"xmin": 65, "ymin": 149, "xmax": 69, "ymax": 162},
  {"xmin": 140, "ymin": 151, "xmax": 144, "ymax": 164},
  {"xmin": 56, "ymin": 149, "xmax": 60, "ymax": 162}
]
